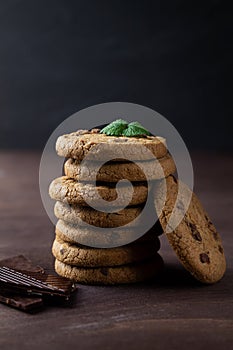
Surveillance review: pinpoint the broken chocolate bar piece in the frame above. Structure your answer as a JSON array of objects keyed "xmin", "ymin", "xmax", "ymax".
[
  {"xmin": 0, "ymin": 255, "xmax": 45, "ymax": 312},
  {"xmin": 0, "ymin": 255, "xmax": 44, "ymax": 273},
  {"xmin": 0, "ymin": 266, "xmax": 76, "ymax": 300},
  {"xmin": 0, "ymin": 255, "xmax": 77, "ymax": 312},
  {"xmin": 0, "ymin": 292, "xmax": 43, "ymax": 313}
]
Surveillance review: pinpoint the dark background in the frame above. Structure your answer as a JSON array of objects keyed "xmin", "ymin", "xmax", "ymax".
[{"xmin": 0, "ymin": 0, "xmax": 232, "ymax": 150}]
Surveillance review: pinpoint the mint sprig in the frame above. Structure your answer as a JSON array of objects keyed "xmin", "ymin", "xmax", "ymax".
[
  {"xmin": 100, "ymin": 119, "xmax": 128, "ymax": 136},
  {"xmin": 100, "ymin": 119, "xmax": 150, "ymax": 137},
  {"xmin": 122, "ymin": 121, "xmax": 150, "ymax": 137}
]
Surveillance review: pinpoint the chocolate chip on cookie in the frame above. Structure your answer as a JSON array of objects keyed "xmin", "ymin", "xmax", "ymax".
[{"xmin": 200, "ymin": 253, "xmax": 210, "ymax": 264}]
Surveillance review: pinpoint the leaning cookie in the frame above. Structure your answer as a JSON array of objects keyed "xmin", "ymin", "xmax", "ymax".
[
  {"xmin": 154, "ymin": 175, "xmax": 226, "ymax": 284},
  {"xmin": 56, "ymin": 129, "xmax": 167, "ymax": 161},
  {"xmin": 54, "ymin": 254, "xmax": 164, "ymax": 285},
  {"xmin": 64, "ymin": 153, "xmax": 176, "ymax": 182},
  {"xmin": 49, "ymin": 176, "xmax": 148, "ymax": 207},
  {"xmin": 54, "ymin": 201, "xmax": 144, "ymax": 228},
  {"xmin": 55, "ymin": 220, "xmax": 161, "ymax": 248},
  {"xmin": 52, "ymin": 235, "xmax": 160, "ymax": 267}
]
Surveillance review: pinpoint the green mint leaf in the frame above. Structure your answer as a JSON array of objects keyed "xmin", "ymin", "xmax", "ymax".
[
  {"xmin": 100, "ymin": 119, "xmax": 150, "ymax": 137},
  {"xmin": 100, "ymin": 119, "xmax": 128, "ymax": 136},
  {"xmin": 122, "ymin": 122, "xmax": 150, "ymax": 137}
]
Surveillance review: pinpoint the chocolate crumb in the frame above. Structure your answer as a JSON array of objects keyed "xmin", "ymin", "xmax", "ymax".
[{"xmin": 200, "ymin": 253, "xmax": 210, "ymax": 264}]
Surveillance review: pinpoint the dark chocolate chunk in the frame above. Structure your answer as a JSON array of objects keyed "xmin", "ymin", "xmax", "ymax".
[
  {"xmin": 0, "ymin": 255, "xmax": 44, "ymax": 273},
  {"xmin": 200, "ymin": 253, "xmax": 210, "ymax": 264},
  {"xmin": 0, "ymin": 255, "xmax": 77, "ymax": 309},
  {"xmin": 2, "ymin": 269, "xmax": 77, "ymax": 299},
  {"xmin": 0, "ymin": 256, "xmax": 45, "ymax": 312},
  {"xmin": 173, "ymin": 177, "xmax": 178, "ymax": 183},
  {"xmin": 213, "ymin": 231, "xmax": 219, "ymax": 241},
  {"xmin": 189, "ymin": 222, "xmax": 196, "ymax": 230},
  {"xmin": 188, "ymin": 223, "xmax": 202, "ymax": 242},
  {"xmin": 100, "ymin": 268, "xmax": 108, "ymax": 276},
  {"xmin": 192, "ymin": 230, "xmax": 202, "ymax": 242},
  {"xmin": 218, "ymin": 245, "xmax": 224, "ymax": 254},
  {"xmin": 0, "ymin": 293, "xmax": 43, "ymax": 313}
]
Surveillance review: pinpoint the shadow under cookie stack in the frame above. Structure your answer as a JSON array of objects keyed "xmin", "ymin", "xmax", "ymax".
[{"xmin": 49, "ymin": 128, "xmax": 177, "ymax": 285}]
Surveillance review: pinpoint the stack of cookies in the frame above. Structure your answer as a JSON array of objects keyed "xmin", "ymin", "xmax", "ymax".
[{"xmin": 49, "ymin": 128, "xmax": 177, "ymax": 285}]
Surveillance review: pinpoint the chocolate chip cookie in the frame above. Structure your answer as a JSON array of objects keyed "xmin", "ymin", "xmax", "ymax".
[
  {"xmin": 54, "ymin": 254, "xmax": 164, "ymax": 285},
  {"xmin": 56, "ymin": 129, "xmax": 167, "ymax": 161},
  {"xmin": 154, "ymin": 175, "xmax": 226, "ymax": 284},
  {"xmin": 54, "ymin": 201, "xmax": 144, "ymax": 228},
  {"xmin": 55, "ymin": 219, "xmax": 162, "ymax": 248},
  {"xmin": 52, "ymin": 235, "xmax": 160, "ymax": 267},
  {"xmin": 64, "ymin": 153, "xmax": 176, "ymax": 182},
  {"xmin": 49, "ymin": 176, "xmax": 148, "ymax": 207}
]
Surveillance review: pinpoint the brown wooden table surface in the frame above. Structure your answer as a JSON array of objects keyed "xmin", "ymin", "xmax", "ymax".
[{"xmin": 0, "ymin": 151, "xmax": 232, "ymax": 350}]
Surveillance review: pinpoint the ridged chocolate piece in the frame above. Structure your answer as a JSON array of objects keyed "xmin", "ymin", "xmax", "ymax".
[
  {"xmin": 0, "ymin": 266, "xmax": 76, "ymax": 299},
  {"xmin": 0, "ymin": 292, "xmax": 43, "ymax": 313},
  {"xmin": 0, "ymin": 255, "xmax": 77, "ymax": 312},
  {"xmin": 0, "ymin": 255, "xmax": 45, "ymax": 312},
  {"xmin": 0, "ymin": 255, "xmax": 44, "ymax": 273}
]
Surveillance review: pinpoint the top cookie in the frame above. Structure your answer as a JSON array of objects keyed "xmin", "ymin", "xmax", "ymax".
[
  {"xmin": 56, "ymin": 129, "xmax": 167, "ymax": 161},
  {"xmin": 154, "ymin": 175, "xmax": 226, "ymax": 284}
]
